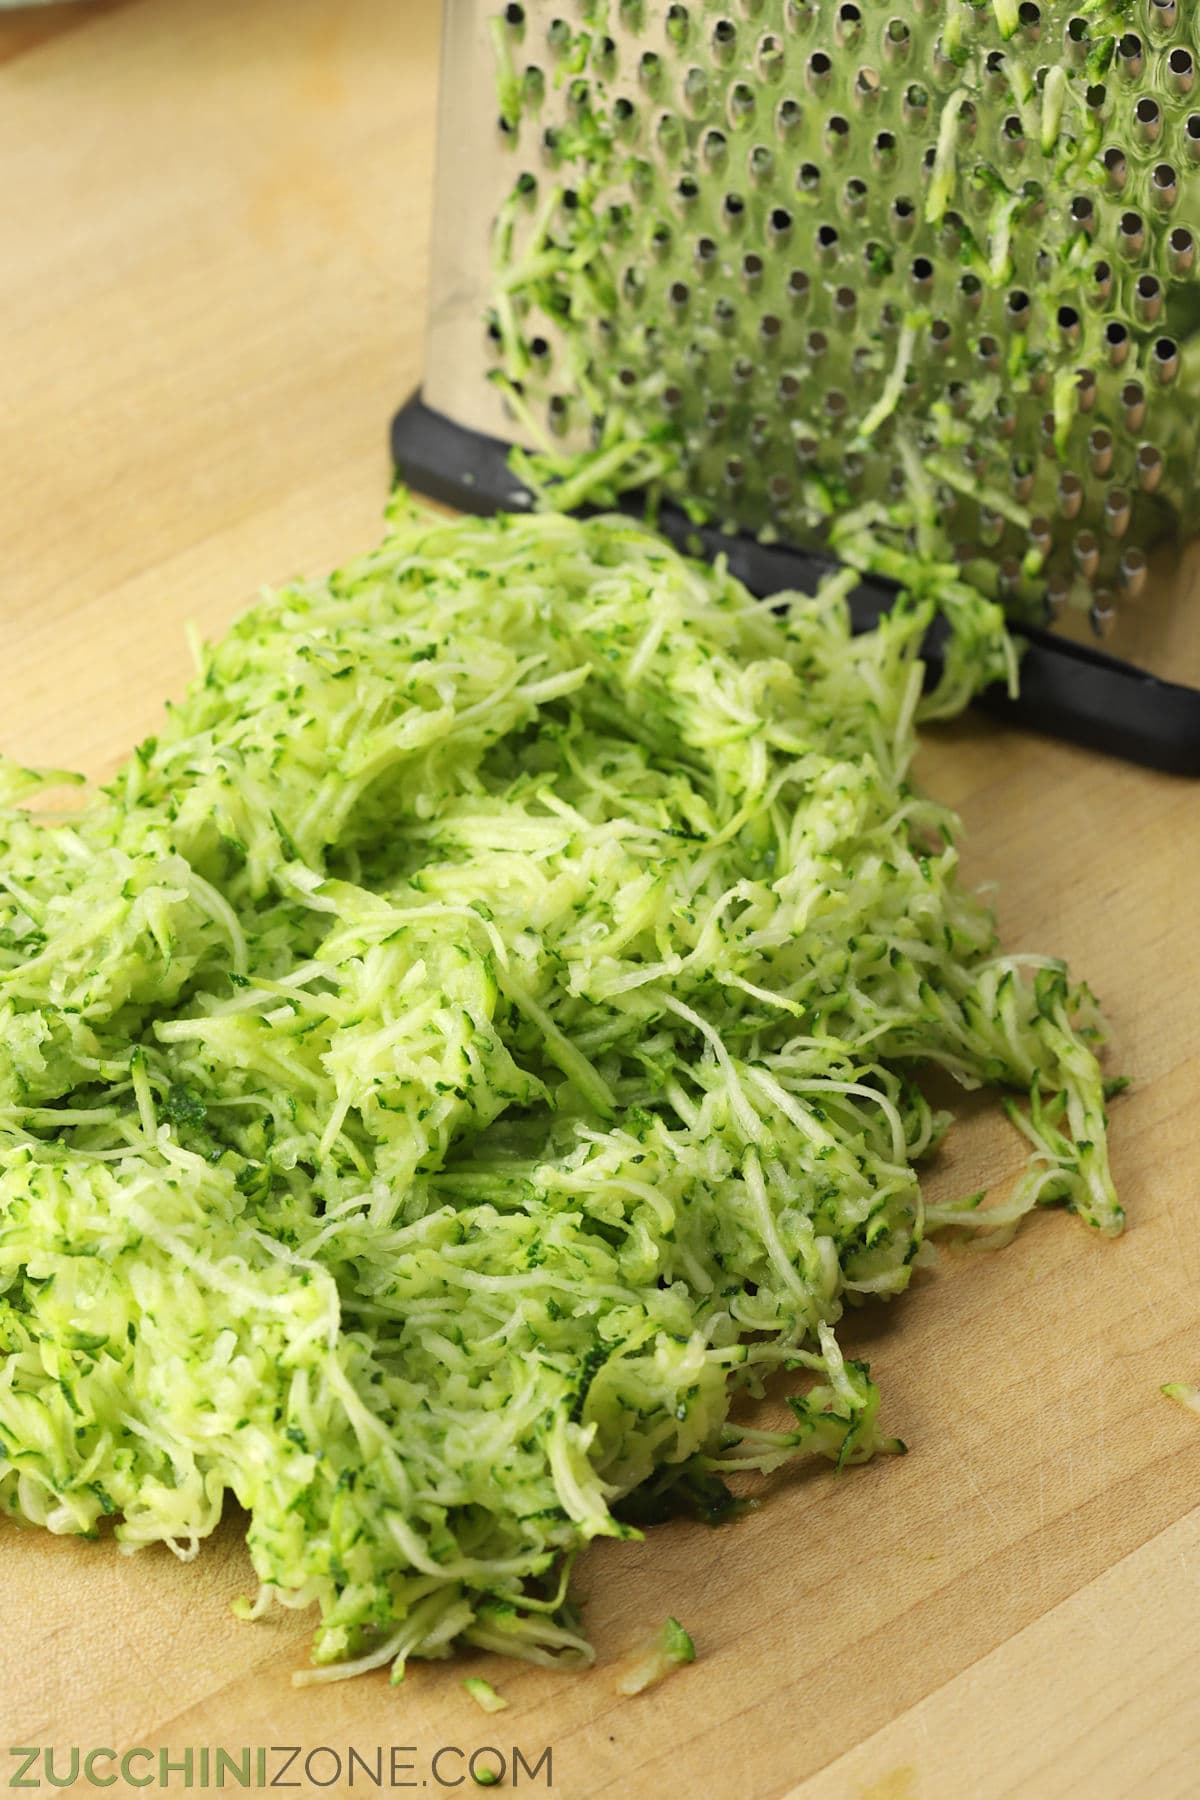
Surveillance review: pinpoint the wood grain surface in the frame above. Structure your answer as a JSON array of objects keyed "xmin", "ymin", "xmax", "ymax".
[{"xmin": 1, "ymin": 3, "xmax": 1198, "ymax": 1796}]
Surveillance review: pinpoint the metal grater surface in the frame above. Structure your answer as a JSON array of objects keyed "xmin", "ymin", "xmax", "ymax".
[{"xmin": 417, "ymin": 0, "xmax": 1200, "ymax": 685}]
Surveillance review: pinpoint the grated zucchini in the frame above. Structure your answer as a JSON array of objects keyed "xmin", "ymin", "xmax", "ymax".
[{"xmin": 0, "ymin": 500, "xmax": 1118, "ymax": 1679}]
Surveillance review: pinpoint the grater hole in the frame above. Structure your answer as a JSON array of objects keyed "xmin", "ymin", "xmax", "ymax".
[
  {"xmin": 1003, "ymin": 114, "xmax": 1024, "ymax": 141},
  {"xmin": 613, "ymin": 97, "xmax": 635, "ymax": 124},
  {"xmin": 678, "ymin": 176, "xmax": 700, "ymax": 203},
  {"xmin": 761, "ymin": 314, "xmax": 782, "ymax": 341},
  {"xmin": 695, "ymin": 235, "xmax": 718, "ymax": 267},
  {"xmin": 703, "ymin": 128, "xmax": 728, "ymax": 167},
  {"xmin": 825, "ymin": 390, "xmax": 848, "ymax": 421},
  {"xmin": 788, "ymin": 269, "xmax": 811, "ymax": 303},
  {"xmin": 1136, "ymin": 272, "xmax": 1161, "ymax": 300},
  {"xmin": 1168, "ymin": 226, "xmax": 1196, "ymax": 274},
  {"xmin": 817, "ymin": 222, "xmax": 840, "ymax": 251},
  {"xmin": 807, "ymin": 329, "xmax": 828, "ymax": 359},
  {"xmin": 777, "ymin": 97, "xmax": 803, "ymax": 136},
  {"xmin": 1085, "ymin": 82, "xmax": 1106, "ymax": 111},
  {"xmin": 827, "ymin": 113, "xmax": 851, "ymax": 143},
  {"xmin": 844, "ymin": 177, "xmax": 868, "ymax": 212},
  {"xmin": 1122, "ymin": 380, "xmax": 1146, "ymax": 429},
  {"xmin": 1136, "ymin": 444, "xmax": 1162, "ymax": 490},
  {"xmin": 639, "ymin": 50, "xmax": 662, "ymax": 88},
  {"xmin": 834, "ymin": 285, "xmax": 857, "ymax": 318},
  {"xmin": 1135, "ymin": 97, "xmax": 1160, "ymax": 139},
  {"xmin": 1073, "ymin": 530, "xmax": 1099, "ymax": 579},
  {"xmin": 855, "ymin": 67, "xmax": 881, "ymax": 103},
  {"xmin": 749, "ymin": 144, "xmax": 775, "ymax": 182},
  {"xmin": 770, "ymin": 205, "xmax": 794, "ymax": 236},
  {"xmin": 864, "ymin": 240, "xmax": 892, "ymax": 279},
  {"xmin": 1066, "ymin": 15, "xmax": 1087, "ymax": 40},
  {"xmin": 1006, "ymin": 288, "xmax": 1031, "ymax": 320},
  {"xmin": 1118, "ymin": 210, "xmax": 1144, "ymax": 254},
  {"xmin": 1104, "ymin": 489, "xmax": 1131, "ymax": 537},
  {"xmin": 1154, "ymin": 337, "xmax": 1179, "ymax": 381},
  {"xmin": 1059, "ymin": 473, "xmax": 1083, "ymax": 517},
  {"xmin": 1120, "ymin": 548, "xmax": 1148, "ymax": 595},
  {"xmin": 669, "ymin": 280, "xmax": 690, "ymax": 306},
  {"xmin": 798, "ymin": 162, "xmax": 821, "ymax": 192},
  {"xmin": 1070, "ymin": 196, "xmax": 1094, "ymax": 229},
  {"xmin": 733, "ymin": 356, "xmax": 755, "ymax": 384},
  {"xmin": 1117, "ymin": 33, "xmax": 1143, "ymax": 70},
  {"xmin": 904, "ymin": 81, "xmax": 929, "ymax": 118},
  {"xmin": 666, "ymin": 3, "xmax": 690, "ymax": 44},
  {"xmin": 778, "ymin": 372, "xmax": 800, "ymax": 404},
  {"xmin": 930, "ymin": 317, "xmax": 952, "ymax": 348},
  {"xmin": 759, "ymin": 34, "xmax": 785, "ymax": 83},
  {"xmin": 730, "ymin": 81, "xmax": 757, "ymax": 123},
  {"xmin": 1103, "ymin": 146, "xmax": 1127, "ymax": 185},
  {"xmin": 743, "ymin": 252, "xmax": 764, "ymax": 282},
  {"xmin": 504, "ymin": 2, "xmax": 525, "ymax": 24}
]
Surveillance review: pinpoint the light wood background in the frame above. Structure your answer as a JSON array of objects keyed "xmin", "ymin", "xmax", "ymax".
[{"xmin": 1, "ymin": 3, "xmax": 1198, "ymax": 1796}]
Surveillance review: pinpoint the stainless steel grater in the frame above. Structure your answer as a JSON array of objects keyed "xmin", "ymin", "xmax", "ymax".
[{"xmin": 393, "ymin": 0, "xmax": 1200, "ymax": 770}]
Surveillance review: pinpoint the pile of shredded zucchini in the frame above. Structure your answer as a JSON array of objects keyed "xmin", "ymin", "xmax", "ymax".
[{"xmin": 0, "ymin": 500, "xmax": 1118, "ymax": 1679}]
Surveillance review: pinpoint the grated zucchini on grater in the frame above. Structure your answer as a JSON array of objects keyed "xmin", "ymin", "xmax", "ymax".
[{"xmin": 487, "ymin": 1, "xmax": 1200, "ymax": 634}]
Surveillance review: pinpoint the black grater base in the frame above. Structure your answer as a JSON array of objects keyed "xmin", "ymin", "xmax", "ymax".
[{"xmin": 392, "ymin": 391, "xmax": 1200, "ymax": 777}]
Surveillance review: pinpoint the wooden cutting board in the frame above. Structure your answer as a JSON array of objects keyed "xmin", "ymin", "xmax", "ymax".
[{"xmin": 2, "ymin": 3, "xmax": 1198, "ymax": 1795}]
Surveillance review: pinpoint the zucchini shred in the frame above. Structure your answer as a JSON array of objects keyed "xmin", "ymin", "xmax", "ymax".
[{"xmin": 0, "ymin": 500, "xmax": 1118, "ymax": 1681}]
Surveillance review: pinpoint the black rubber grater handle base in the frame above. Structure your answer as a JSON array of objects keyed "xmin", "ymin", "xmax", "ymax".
[{"xmin": 391, "ymin": 393, "xmax": 1200, "ymax": 777}]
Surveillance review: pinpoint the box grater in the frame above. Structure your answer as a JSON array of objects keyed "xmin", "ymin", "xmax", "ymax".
[{"xmin": 393, "ymin": 0, "xmax": 1200, "ymax": 771}]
